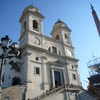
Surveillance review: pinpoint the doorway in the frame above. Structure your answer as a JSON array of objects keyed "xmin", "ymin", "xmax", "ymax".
[
  {"xmin": 12, "ymin": 77, "xmax": 21, "ymax": 86},
  {"xmin": 54, "ymin": 71, "xmax": 61, "ymax": 87}
]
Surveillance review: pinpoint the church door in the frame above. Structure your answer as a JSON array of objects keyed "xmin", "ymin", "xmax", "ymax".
[{"xmin": 54, "ymin": 71, "xmax": 61, "ymax": 87}]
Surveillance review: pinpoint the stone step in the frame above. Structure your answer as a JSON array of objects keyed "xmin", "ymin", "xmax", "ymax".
[
  {"xmin": 1, "ymin": 85, "xmax": 26, "ymax": 100},
  {"xmin": 41, "ymin": 89, "xmax": 66, "ymax": 100}
]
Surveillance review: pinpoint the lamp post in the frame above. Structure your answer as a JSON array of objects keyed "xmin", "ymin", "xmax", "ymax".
[{"xmin": 0, "ymin": 35, "xmax": 20, "ymax": 100}]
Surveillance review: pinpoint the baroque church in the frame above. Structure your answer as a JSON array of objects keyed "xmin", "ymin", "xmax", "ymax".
[{"xmin": 0, "ymin": 5, "xmax": 98, "ymax": 100}]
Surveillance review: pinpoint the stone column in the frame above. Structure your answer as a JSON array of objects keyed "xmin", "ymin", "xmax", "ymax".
[
  {"xmin": 63, "ymin": 70, "xmax": 66, "ymax": 84},
  {"xmin": 44, "ymin": 64, "xmax": 49, "ymax": 90},
  {"xmin": 65, "ymin": 62, "xmax": 70, "ymax": 84},
  {"xmin": 52, "ymin": 68, "xmax": 55, "ymax": 88},
  {"xmin": 39, "ymin": 20, "xmax": 43, "ymax": 35},
  {"xmin": 25, "ymin": 51, "xmax": 33, "ymax": 92}
]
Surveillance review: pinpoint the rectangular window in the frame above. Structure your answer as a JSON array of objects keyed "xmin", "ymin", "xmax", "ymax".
[
  {"xmin": 72, "ymin": 74, "xmax": 76, "ymax": 80},
  {"xmin": 36, "ymin": 67, "xmax": 40, "ymax": 75},
  {"xmin": 52, "ymin": 46, "xmax": 57, "ymax": 54},
  {"xmin": 23, "ymin": 21, "xmax": 26, "ymax": 30}
]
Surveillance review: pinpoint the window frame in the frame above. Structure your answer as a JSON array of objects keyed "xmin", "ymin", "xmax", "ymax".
[
  {"xmin": 35, "ymin": 67, "xmax": 40, "ymax": 75},
  {"xmin": 23, "ymin": 21, "xmax": 26, "ymax": 31},
  {"xmin": 65, "ymin": 34, "xmax": 69, "ymax": 43},
  {"xmin": 52, "ymin": 46, "xmax": 57, "ymax": 54},
  {"xmin": 33, "ymin": 20, "xmax": 38, "ymax": 30},
  {"xmin": 55, "ymin": 35, "xmax": 59, "ymax": 40},
  {"xmin": 72, "ymin": 74, "xmax": 76, "ymax": 80}
]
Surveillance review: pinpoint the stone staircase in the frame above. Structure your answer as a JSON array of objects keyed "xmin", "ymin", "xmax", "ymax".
[
  {"xmin": 30, "ymin": 84, "xmax": 98, "ymax": 100},
  {"xmin": 1, "ymin": 85, "xmax": 26, "ymax": 100},
  {"xmin": 1, "ymin": 84, "xmax": 98, "ymax": 100},
  {"xmin": 41, "ymin": 89, "xmax": 65, "ymax": 100},
  {"xmin": 30, "ymin": 84, "xmax": 82, "ymax": 100},
  {"xmin": 30, "ymin": 84, "xmax": 65, "ymax": 100}
]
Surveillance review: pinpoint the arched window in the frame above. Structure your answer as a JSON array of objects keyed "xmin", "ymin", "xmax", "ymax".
[
  {"xmin": 33, "ymin": 20, "xmax": 38, "ymax": 29},
  {"xmin": 55, "ymin": 35, "xmax": 59, "ymax": 40},
  {"xmin": 48, "ymin": 46, "xmax": 61, "ymax": 55},
  {"xmin": 52, "ymin": 46, "xmax": 57, "ymax": 54},
  {"xmin": 12, "ymin": 77, "xmax": 21, "ymax": 86},
  {"xmin": 65, "ymin": 34, "xmax": 69, "ymax": 43}
]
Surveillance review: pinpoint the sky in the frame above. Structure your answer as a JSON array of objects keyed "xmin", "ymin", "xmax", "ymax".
[{"xmin": 0, "ymin": 0, "xmax": 100, "ymax": 89}]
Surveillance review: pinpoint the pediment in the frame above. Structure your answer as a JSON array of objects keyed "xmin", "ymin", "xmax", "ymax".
[
  {"xmin": 54, "ymin": 59, "xmax": 65, "ymax": 64},
  {"xmin": 50, "ymin": 59, "xmax": 65, "ymax": 67}
]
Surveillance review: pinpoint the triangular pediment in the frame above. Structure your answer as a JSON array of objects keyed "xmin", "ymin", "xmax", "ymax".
[
  {"xmin": 49, "ymin": 59, "xmax": 65, "ymax": 67},
  {"xmin": 54, "ymin": 59, "xmax": 65, "ymax": 65}
]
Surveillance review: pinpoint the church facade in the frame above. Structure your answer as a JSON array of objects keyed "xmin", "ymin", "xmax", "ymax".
[{"xmin": 0, "ymin": 5, "xmax": 98, "ymax": 100}]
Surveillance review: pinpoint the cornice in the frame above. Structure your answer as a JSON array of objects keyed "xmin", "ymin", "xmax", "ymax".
[
  {"xmin": 21, "ymin": 44, "xmax": 47, "ymax": 52},
  {"xmin": 64, "ymin": 43, "xmax": 75, "ymax": 49},
  {"xmin": 29, "ymin": 29, "xmax": 56, "ymax": 42},
  {"xmin": 51, "ymin": 25, "xmax": 71, "ymax": 35},
  {"xmin": 51, "ymin": 26, "xmax": 61, "ymax": 35},
  {"xmin": 46, "ymin": 51, "xmax": 79, "ymax": 62},
  {"xmin": 30, "ymin": 60, "xmax": 43, "ymax": 64},
  {"xmin": 19, "ymin": 10, "xmax": 44, "ymax": 23},
  {"xmin": 28, "ymin": 30, "xmax": 42, "ymax": 37}
]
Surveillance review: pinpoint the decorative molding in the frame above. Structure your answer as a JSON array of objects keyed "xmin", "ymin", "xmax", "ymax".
[
  {"xmin": 30, "ymin": 60, "xmax": 42, "ymax": 64},
  {"xmin": 41, "ymin": 56, "xmax": 47, "ymax": 60},
  {"xmin": 69, "ymin": 69, "xmax": 77, "ymax": 72},
  {"xmin": 24, "ymin": 51, "xmax": 32, "ymax": 56}
]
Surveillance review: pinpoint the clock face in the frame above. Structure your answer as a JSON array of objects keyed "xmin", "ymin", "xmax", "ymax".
[
  {"xmin": 67, "ymin": 49, "xmax": 73, "ymax": 57},
  {"xmin": 33, "ymin": 37, "xmax": 40, "ymax": 45}
]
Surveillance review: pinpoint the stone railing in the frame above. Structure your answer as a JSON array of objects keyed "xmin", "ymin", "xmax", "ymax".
[
  {"xmin": 65, "ymin": 84, "xmax": 82, "ymax": 92},
  {"xmin": 30, "ymin": 84, "xmax": 82, "ymax": 100}
]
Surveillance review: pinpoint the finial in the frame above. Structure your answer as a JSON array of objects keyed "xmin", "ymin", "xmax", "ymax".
[
  {"xmin": 90, "ymin": 3, "xmax": 94, "ymax": 10},
  {"xmin": 57, "ymin": 18, "xmax": 61, "ymax": 22}
]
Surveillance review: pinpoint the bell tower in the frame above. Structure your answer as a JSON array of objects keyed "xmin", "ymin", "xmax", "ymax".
[
  {"xmin": 51, "ymin": 19, "xmax": 74, "ymax": 57},
  {"xmin": 19, "ymin": 5, "xmax": 44, "ymax": 48},
  {"xmin": 51, "ymin": 19, "xmax": 73, "ymax": 45},
  {"xmin": 18, "ymin": 5, "xmax": 45, "ymax": 91},
  {"xmin": 19, "ymin": 5, "xmax": 44, "ymax": 35}
]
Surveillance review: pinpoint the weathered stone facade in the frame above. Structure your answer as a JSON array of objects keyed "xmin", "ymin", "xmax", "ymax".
[{"xmin": 0, "ymin": 5, "xmax": 98, "ymax": 100}]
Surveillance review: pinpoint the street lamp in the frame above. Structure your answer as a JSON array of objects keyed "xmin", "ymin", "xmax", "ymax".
[{"xmin": 0, "ymin": 35, "xmax": 20, "ymax": 99}]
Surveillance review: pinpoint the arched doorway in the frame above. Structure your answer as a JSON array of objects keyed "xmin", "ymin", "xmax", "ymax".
[{"xmin": 12, "ymin": 77, "xmax": 21, "ymax": 86}]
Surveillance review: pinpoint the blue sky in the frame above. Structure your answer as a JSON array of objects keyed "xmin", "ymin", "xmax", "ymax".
[{"xmin": 0, "ymin": 0, "xmax": 100, "ymax": 89}]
